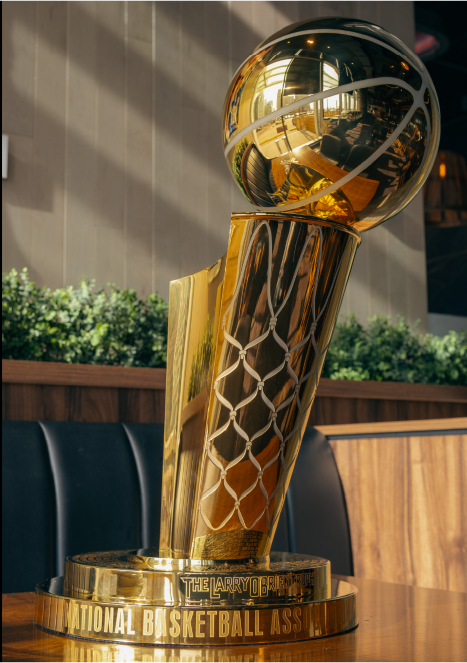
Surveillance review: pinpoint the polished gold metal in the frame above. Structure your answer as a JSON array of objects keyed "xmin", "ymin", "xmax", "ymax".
[
  {"xmin": 35, "ymin": 16, "xmax": 440, "ymax": 646},
  {"xmin": 62, "ymin": 551, "xmax": 331, "ymax": 605},
  {"xmin": 160, "ymin": 213, "xmax": 360, "ymax": 561},
  {"xmin": 35, "ymin": 551, "xmax": 357, "ymax": 645},
  {"xmin": 222, "ymin": 17, "xmax": 440, "ymax": 231},
  {"xmin": 34, "ymin": 212, "xmax": 360, "ymax": 645}
]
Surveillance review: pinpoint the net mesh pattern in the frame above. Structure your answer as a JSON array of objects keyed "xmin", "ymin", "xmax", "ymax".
[{"xmin": 199, "ymin": 221, "xmax": 345, "ymax": 532}]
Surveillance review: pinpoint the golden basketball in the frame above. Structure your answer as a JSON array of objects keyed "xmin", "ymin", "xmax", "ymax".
[{"xmin": 222, "ymin": 17, "xmax": 440, "ymax": 231}]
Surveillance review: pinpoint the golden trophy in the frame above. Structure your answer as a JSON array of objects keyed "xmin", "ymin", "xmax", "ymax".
[{"xmin": 34, "ymin": 18, "xmax": 439, "ymax": 646}]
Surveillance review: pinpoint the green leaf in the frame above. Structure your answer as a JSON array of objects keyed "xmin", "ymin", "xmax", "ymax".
[
  {"xmin": 2, "ymin": 268, "xmax": 168, "ymax": 368},
  {"xmin": 3, "ymin": 269, "xmax": 466, "ymax": 384}
]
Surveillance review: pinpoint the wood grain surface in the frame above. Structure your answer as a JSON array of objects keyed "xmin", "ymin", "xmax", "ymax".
[
  {"xmin": 314, "ymin": 377, "xmax": 467, "ymax": 403},
  {"xmin": 330, "ymin": 432, "xmax": 467, "ymax": 592},
  {"xmin": 3, "ymin": 360, "xmax": 466, "ymax": 424},
  {"xmin": 317, "ymin": 417, "xmax": 467, "ymax": 437},
  {"xmin": 1, "ymin": 383, "xmax": 165, "ymax": 424},
  {"xmin": 2, "ymin": 360, "xmax": 167, "ymax": 389},
  {"xmin": 3, "ymin": 579, "xmax": 467, "ymax": 662},
  {"xmin": 270, "ymin": 146, "xmax": 379, "ymax": 212},
  {"xmin": 4, "ymin": 360, "xmax": 466, "ymax": 402}
]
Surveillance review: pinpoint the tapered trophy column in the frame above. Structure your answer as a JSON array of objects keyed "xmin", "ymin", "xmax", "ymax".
[
  {"xmin": 159, "ymin": 212, "xmax": 360, "ymax": 561},
  {"xmin": 34, "ymin": 17, "xmax": 439, "ymax": 646}
]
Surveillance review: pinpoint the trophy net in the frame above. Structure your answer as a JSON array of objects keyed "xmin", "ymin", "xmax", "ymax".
[{"xmin": 160, "ymin": 213, "xmax": 360, "ymax": 560}]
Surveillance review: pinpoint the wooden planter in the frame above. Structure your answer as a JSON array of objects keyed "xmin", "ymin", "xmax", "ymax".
[{"xmin": 2, "ymin": 359, "xmax": 467, "ymax": 424}]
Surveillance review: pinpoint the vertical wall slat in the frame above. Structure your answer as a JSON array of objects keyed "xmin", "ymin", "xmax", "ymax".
[
  {"xmin": 347, "ymin": 240, "xmax": 370, "ymax": 324},
  {"xmin": 2, "ymin": 136, "xmax": 34, "ymax": 276},
  {"xmin": 30, "ymin": 1, "xmax": 67, "ymax": 290},
  {"xmin": 153, "ymin": 2, "xmax": 181, "ymax": 298},
  {"xmin": 179, "ymin": 1, "xmax": 209, "ymax": 279},
  {"xmin": 65, "ymin": 1, "xmax": 97, "ymax": 287},
  {"xmin": 2, "ymin": 1, "xmax": 36, "ymax": 137},
  {"xmin": 125, "ymin": 1, "xmax": 154, "ymax": 297},
  {"xmin": 94, "ymin": 1, "xmax": 126, "ymax": 288},
  {"xmin": 205, "ymin": 1, "xmax": 232, "ymax": 260},
  {"xmin": 387, "ymin": 215, "xmax": 409, "ymax": 322},
  {"xmin": 368, "ymin": 226, "xmax": 390, "ymax": 318},
  {"xmin": 405, "ymin": 195, "xmax": 429, "ymax": 327}
]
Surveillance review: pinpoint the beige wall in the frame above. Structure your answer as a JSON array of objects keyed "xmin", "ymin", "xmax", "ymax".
[{"xmin": 2, "ymin": 1, "xmax": 428, "ymax": 330}]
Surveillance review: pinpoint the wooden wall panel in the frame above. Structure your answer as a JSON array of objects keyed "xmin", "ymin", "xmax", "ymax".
[
  {"xmin": 80, "ymin": 386, "xmax": 118, "ymax": 422},
  {"xmin": 308, "ymin": 397, "xmax": 467, "ymax": 426},
  {"xmin": 3, "ymin": 360, "xmax": 466, "ymax": 424},
  {"xmin": 41, "ymin": 385, "xmax": 76, "ymax": 422},
  {"xmin": 2, "ymin": 383, "xmax": 166, "ymax": 424},
  {"xmin": 118, "ymin": 388, "xmax": 165, "ymax": 424},
  {"xmin": 2, "ymin": 1, "xmax": 428, "ymax": 329},
  {"xmin": 3, "ymin": 361, "xmax": 466, "ymax": 423},
  {"xmin": 3, "ymin": 382, "xmax": 465, "ymax": 425},
  {"xmin": 329, "ymin": 431, "xmax": 467, "ymax": 592},
  {"xmin": 3, "ymin": 384, "xmax": 45, "ymax": 421}
]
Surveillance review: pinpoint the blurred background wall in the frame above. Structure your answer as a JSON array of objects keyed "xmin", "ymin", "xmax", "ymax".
[{"xmin": 2, "ymin": 1, "xmax": 428, "ymax": 329}]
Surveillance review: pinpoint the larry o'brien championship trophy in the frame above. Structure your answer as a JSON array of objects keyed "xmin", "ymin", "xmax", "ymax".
[{"xmin": 35, "ymin": 18, "xmax": 439, "ymax": 646}]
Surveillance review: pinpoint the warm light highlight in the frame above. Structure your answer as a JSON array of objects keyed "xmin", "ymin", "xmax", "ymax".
[
  {"xmin": 401, "ymin": 61, "xmax": 410, "ymax": 71},
  {"xmin": 439, "ymin": 163, "xmax": 446, "ymax": 179}
]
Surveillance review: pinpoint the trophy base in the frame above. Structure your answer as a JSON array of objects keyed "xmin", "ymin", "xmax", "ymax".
[{"xmin": 34, "ymin": 550, "xmax": 357, "ymax": 646}]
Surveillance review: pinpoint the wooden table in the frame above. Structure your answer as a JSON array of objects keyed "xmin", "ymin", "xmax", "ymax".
[
  {"xmin": 271, "ymin": 146, "xmax": 379, "ymax": 212},
  {"xmin": 3, "ymin": 577, "xmax": 466, "ymax": 662}
]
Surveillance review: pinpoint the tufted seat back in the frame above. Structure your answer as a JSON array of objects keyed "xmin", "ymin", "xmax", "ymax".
[
  {"xmin": 240, "ymin": 143, "xmax": 274, "ymax": 206},
  {"xmin": 2, "ymin": 422, "xmax": 352, "ymax": 592},
  {"xmin": 319, "ymin": 134, "xmax": 343, "ymax": 166},
  {"xmin": 342, "ymin": 144, "xmax": 377, "ymax": 176}
]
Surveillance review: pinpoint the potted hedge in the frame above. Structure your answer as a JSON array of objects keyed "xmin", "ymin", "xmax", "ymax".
[{"xmin": 2, "ymin": 268, "xmax": 466, "ymax": 387}]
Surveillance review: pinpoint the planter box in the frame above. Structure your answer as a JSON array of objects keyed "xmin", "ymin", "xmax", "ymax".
[{"xmin": 3, "ymin": 359, "xmax": 467, "ymax": 424}]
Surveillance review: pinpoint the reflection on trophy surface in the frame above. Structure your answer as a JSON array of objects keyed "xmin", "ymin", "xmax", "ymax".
[
  {"xmin": 34, "ymin": 17, "xmax": 440, "ymax": 646},
  {"xmin": 160, "ymin": 16, "xmax": 439, "ymax": 563},
  {"xmin": 160, "ymin": 213, "xmax": 359, "ymax": 560}
]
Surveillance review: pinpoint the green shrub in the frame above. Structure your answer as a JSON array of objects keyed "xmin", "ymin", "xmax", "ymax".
[
  {"xmin": 322, "ymin": 313, "xmax": 467, "ymax": 386},
  {"xmin": 2, "ymin": 268, "xmax": 168, "ymax": 367},
  {"xmin": 3, "ymin": 269, "xmax": 466, "ymax": 385}
]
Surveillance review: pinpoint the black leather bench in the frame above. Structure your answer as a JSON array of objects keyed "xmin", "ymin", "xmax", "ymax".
[{"xmin": 2, "ymin": 422, "xmax": 353, "ymax": 593}]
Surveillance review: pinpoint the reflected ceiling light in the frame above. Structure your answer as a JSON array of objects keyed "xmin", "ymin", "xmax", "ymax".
[
  {"xmin": 439, "ymin": 162, "xmax": 446, "ymax": 179},
  {"xmin": 401, "ymin": 61, "xmax": 410, "ymax": 71},
  {"xmin": 307, "ymin": 40, "xmax": 314, "ymax": 44}
]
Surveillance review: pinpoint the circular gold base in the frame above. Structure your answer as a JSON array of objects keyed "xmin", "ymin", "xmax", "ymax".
[{"xmin": 34, "ymin": 551, "xmax": 358, "ymax": 646}]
